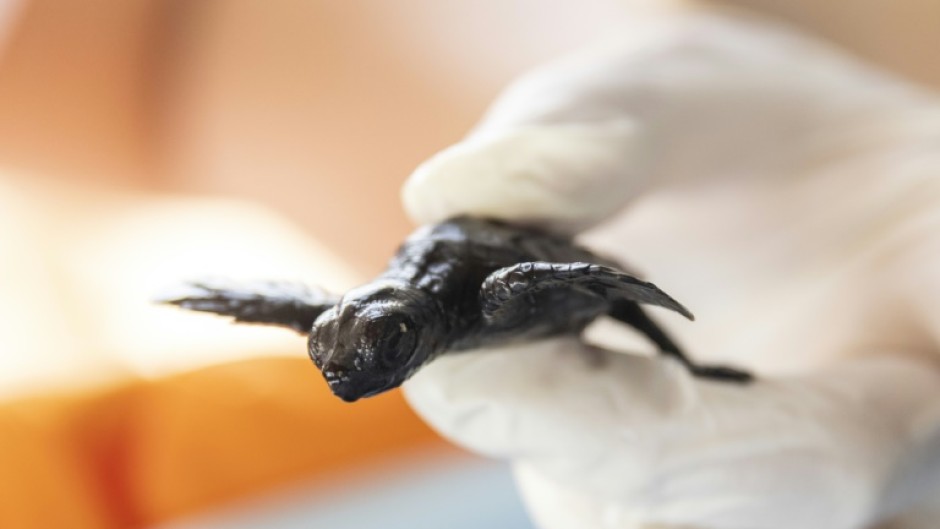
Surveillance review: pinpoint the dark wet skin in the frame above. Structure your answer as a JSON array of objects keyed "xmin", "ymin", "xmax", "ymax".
[{"xmin": 158, "ymin": 216, "xmax": 751, "ymax": 402}]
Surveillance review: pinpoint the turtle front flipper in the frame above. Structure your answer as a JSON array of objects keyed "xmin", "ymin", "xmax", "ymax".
[
  {"xmin": 481, "ymin": 262, "xmax": 693, "ymax": 322},
  {"xmin": 156, "ymin": 279, "xmax": 339, "ymax": 334}
]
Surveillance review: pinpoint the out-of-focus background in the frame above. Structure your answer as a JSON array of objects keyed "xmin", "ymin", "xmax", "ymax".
[{"xmin": 1, "ymin": 1, "xmax": 938, "ymax": 528}]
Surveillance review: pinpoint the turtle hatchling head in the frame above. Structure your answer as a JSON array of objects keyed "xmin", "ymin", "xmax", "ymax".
[{"xmin": 308, "ymin": 281, "xmax": 443, "ymax": 402}]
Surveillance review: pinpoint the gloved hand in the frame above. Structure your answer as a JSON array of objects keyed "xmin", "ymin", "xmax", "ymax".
[{"xmin": 400, "ymin": 11, "xmax": 940, "ymax": 529}]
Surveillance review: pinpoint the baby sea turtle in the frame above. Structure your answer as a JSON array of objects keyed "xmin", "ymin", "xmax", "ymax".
[{"xmin": 159, "ymin": 216, "xmax": 750, "ymax": 401}]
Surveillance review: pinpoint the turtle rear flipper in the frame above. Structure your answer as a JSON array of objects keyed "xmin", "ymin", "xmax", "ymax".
[
  {"xmin": 156, "ymin": 279, "xmax": 338, "ymax": 334},
  {"xmin": 609, "ymin": 301, "xmax": 751, "ymax": 383}
]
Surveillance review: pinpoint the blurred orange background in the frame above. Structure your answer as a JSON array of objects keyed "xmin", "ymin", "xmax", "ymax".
[{"xmin": 0, "ymin": 1, "xmax": 938, "ymax": 528}]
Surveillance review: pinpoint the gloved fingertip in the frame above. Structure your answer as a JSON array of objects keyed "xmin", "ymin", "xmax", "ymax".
[{"xmin": 402, "ymin": 120, "xmax": 648, "ymax": 230}]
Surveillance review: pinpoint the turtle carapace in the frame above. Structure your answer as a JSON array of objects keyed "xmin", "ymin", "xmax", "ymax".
[{"xmin": 158, "ymin": 216, "xmax": 751, "ymax": 402}]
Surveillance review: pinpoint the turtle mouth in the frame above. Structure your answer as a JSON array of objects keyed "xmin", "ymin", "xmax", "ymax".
[
  {"xmin": 324, "ymin": 377, "xmax": 359, "ymax": 402},
  {"xmin": 358, "ymin": 386, "xmax": 388, "ymax": 399},
  {"xmin": 331, "ymin": 386, "xmax": 362, "ymax": 403},
  {"xmin": 323, "ymin": 372, "xmax": 392, "ymax": 402},
  {"xmin": 328, "ymin": 383, "xmax": 388, "ymax": 403}
]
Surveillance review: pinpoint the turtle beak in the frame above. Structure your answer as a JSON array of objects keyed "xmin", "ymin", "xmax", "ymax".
[
  {"xmin": 321, "ymin": 361, "xmax": 391, "ymax": 402},
  {"xmin": 322, "ymin": 362, "xmax": 356, "ymax": 401}
]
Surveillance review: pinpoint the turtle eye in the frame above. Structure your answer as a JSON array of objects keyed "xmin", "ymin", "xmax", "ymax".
[{"xmin": 378, "ymin": 319, "xmax": 416, "ymax": 368}]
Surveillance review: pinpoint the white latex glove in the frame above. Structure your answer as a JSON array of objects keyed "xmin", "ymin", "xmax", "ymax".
[{"xmin": 400, "ymin": 11, "xmax": 940, "ymax": 529}]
